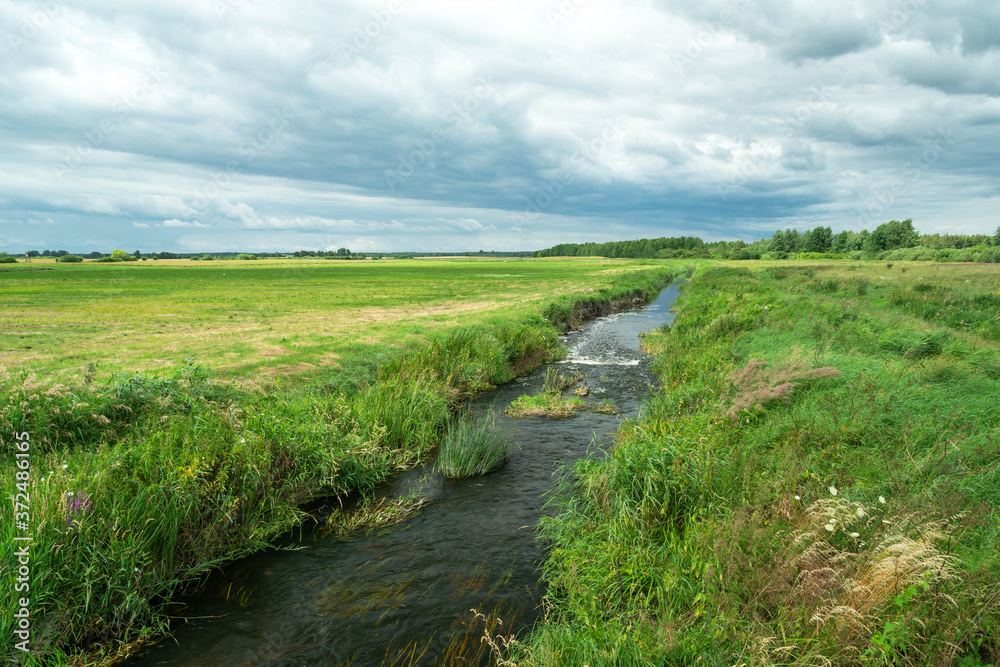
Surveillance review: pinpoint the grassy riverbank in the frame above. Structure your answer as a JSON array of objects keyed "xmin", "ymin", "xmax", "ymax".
[
  {"xmin": 1, "ymin": 259, "xmax": 678, "ymax": 665},
  {"xmin": 514, "ymin": 261, "xmax": 1000, "ymax": 666}
]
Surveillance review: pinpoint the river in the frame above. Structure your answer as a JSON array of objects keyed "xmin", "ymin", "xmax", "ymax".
[{"xmin": 126, "ymin": 282, "xmax": 681, "ymax": 666}]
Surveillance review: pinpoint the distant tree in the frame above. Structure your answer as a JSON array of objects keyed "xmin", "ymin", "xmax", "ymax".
[
  {"xmin": 803, "ymin": 226, "xmax": 833, "ymax": 253},
  {"xmin": 26, "ymin": 250, "xmax": 40, "ymax": 257},
  {"xmin": 96, "ymin": 249, "xmax": 138, "ymax": 263},
  {"xmin": 133, "ymin": 250, "xmax": 142, "ymax": 259},
  {"xmin": 57, "ymin": 255, "xmax": 83, "ymax": 263},
  {"xmin": 336, "ymin": 247, "xmax": 352, "ymax": 257},
  {"xmin": 41, "ymin": 249, "xmax": 52, "ymax": 256},
  {"xmin": 236, "ymin": 253, "xmax": 258, "ymax": 260},
  {"xmin": 201, "ymin": 253, "xmax": 214, "ymax": 260},
  {"xmin": 769, "ymin": 229, "xmax": 801, "ymax": 253},
  {"xmin": 54, "ymin": 250, "xmax": 69, "ymax": 257},
  {"xmin": 831, "ymin": 230, "xmax": 865, "ymax": 253},
  {"xmin": 87, "ymin": 251, "xmax": 103, "ymax": 259},
  {"xmin": 993, "ymin": 226, "xmax": 1000, "ymax": 247},
  {"xmin": 864, "ymin": 219, "xmax": 919, "ymax": 255},
  {"xmin": 111, "ymin": 249, "xmax": 137, "ymax": 262}
]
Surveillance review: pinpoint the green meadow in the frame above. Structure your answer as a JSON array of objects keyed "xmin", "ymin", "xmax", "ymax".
[
  {"xmin": 0, "ymin": 256, "xmax": 676, "ymax": 665},
  {"xmin": 0, "ymin": 256, "xmax": 649, "ymax": 384},
  {"xmin": 506, "ymin": 260, "xmax": 1000, "ymax": 666},
  {"xmin": 5, "ymin": 256, "xmax": 1000, "ymax": 666}
]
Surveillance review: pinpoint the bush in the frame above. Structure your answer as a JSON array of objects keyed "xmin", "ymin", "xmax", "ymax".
[
  {"xmin": 57, "ymin": 255, "xmax": 83, "ymax": 263},
  {"xmin": 236, "ymin": 253, "xmax": 258, "ymax": 261},
  {"xmin": 0, "ymin": 252, "xmax": 18, "ymax": 264},
  {"xmin": 95, "ymin": 249, "xmax": 138, "ymax": 263}
]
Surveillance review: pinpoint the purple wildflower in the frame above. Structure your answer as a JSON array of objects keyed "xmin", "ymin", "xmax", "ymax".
[{"xmin": 66, "ymin": 490, "xmax": 92, "ymax": 529}]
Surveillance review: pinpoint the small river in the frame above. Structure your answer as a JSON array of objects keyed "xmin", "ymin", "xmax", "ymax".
[{"xmin": 126, "ymin": 282, "xmax": 681, "ymax": 666}]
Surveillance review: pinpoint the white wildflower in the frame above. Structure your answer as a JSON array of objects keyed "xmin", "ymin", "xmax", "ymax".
[
  {"xmin": 856, "ymin": 507, "xmax": 865, "ymax": 518},
  {"xmin": 824, "ymin": 523, "xmax": 835, "ymax": 532},
  {"xmin": 879, "ymin": 496, "xmax": 886, "ymax": 505},
  {"xmin": 850, "ymin": 532, "xmax": 860, "ymax": 538},
  {"xmin": 829, "ymin": 486, "xmax": 838, "ymax": 496},
  {"xmin": 794, "ymin": 495, "xmax": 801, "ymax": 501}
]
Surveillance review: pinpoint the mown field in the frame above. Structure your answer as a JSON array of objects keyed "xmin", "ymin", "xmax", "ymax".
[
  {"xmin": 0, "ymin": 257, "xmax": 677, "ymax": 665},
  {"xmin": 0, "ymin": 257, "xmax": 651, "ymax": 383},
  {"xmin": 510, "ymin": 260, "xmax": 1000, "ymax": 666}
]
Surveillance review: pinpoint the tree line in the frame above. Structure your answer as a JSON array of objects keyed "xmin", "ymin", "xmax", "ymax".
[{"xmin": 534, "ymin": 220, "xmax": 1000, "ymax": 262}]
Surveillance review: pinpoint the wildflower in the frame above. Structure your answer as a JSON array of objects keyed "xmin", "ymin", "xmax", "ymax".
[
  {"xmin": 794, "ymin": 495, "xmax": 801, "ymax": 501},
  {"xmin": 829, "ymin": 485, "xmax": 838, "ymax": 496},
  {"xmin": 66, "ymin": 490, "xmax": 92, "ymax": 530},
  {"xmin": 856, "ymin": 507, "xmax": 865, "ymax": 518},
  {"xmin": 824, "ymin": 523, "xmax": 835, "ymax": 532},
  {"xmin": 62, "ymin": 464, "xmax": 68, "ymax": 469},
  {"xmin": 850, "ymin": 532, "xmax": 860, "ymax": 538},
  {"xmin": 240, "ymin": 438, "xmax": 246, "ymax": 443},
  {"xmin": 878, "ymin": 496, "xmax": 886, "ymax": 504}
]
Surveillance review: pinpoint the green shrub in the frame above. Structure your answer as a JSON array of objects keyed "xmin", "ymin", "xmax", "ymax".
[
  {"xmin": 57, "ymin": 255, "xmax": 83, "ymax": 263},
  {"xmin": 235, "ymin": 253, "xmax": 258, "ymax": 260},
  {"xmin": 94, "ymin": 249, "xmax": 138, "ymax": 263},
  {"xmin": 0, "ymin": 252, "xmax": 18, "ymax": 263}
]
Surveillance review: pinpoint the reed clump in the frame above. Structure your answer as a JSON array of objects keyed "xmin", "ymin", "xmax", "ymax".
[{"xmin": 436, "ymin": 411, "xmax": 513, "ymax": 479}]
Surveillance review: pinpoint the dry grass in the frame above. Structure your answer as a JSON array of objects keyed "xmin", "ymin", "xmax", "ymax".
[{"xmin": 766, "ymin": 498, "xmax": 962, "ymax": 657}]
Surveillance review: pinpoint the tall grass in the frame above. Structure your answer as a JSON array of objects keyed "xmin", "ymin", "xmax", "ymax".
[{"xmin": 436, "ymin": 411, "xmax": 513, "ymax": 479}]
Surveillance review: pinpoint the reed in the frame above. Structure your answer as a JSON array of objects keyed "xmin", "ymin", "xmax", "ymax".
[{"xmin": 435, "ymin": 411, "xmax": 513, "ymax": 479}]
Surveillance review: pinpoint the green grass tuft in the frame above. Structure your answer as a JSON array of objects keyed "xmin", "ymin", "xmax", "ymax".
[{"xmin": 435, "ymin": 411, "xmax": 513, "ymax": 479}]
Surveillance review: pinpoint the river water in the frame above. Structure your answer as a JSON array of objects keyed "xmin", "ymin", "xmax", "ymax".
[{"xmin": 126, "ymin": 283, "xmax": 681, "ymax": 666}]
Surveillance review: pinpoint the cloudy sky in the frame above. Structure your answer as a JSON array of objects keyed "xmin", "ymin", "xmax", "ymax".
[{"xmin": 1, "ymin": 0, "xmax": 998, "ymax": 253}]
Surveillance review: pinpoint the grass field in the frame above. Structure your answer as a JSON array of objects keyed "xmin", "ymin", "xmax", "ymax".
[
  {"xmin": 0, "ymin": 256, "xmax": 677, "ymax": 665},
  {"xmin": 0, "ymin": 257, "xmax": 649, "ymax": 384},
  {"xmin": 507, "ymin": 260, "xmax": 1000, "ymax": 666}
]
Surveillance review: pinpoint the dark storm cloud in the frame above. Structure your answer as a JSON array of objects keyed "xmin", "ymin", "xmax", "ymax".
[{"xmin": 0, "ymin": 0, "xmax": 997, "ymax": 253}]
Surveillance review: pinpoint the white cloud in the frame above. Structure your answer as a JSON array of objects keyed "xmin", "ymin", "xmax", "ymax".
[{"xmin": 162, "ymin": 219, "xmax": 211, "ymax": 228}]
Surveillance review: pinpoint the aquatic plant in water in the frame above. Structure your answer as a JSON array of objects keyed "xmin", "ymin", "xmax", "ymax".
[{"xmin": 436, "ymin": 411, "xmax": 513, "ymax": 479}]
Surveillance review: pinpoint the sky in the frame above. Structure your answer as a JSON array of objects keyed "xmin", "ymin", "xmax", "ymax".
[{"xmin": 1, "ymin": 0, "xmax": 998, "ymax": 254}]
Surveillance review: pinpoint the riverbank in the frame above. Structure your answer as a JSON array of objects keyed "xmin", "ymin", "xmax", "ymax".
[
  {"xmin": 1, "ymin": 263, "xmax": 679, "ymax": 665},
  {"xmin": 512, "ymin": 261, "xmax": 1000, "ymax": 665}
]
